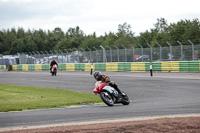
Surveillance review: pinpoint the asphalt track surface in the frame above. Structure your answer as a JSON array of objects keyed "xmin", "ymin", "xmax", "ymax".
[{"xmin": 0, "ymin": 70, "xmax": 200, "ymax": 131}]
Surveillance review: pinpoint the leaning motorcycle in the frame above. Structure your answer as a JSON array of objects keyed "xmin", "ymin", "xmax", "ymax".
[
  {"xmin": 93, "ymin": 81, "xmax": 130, "ymax": 106},
  {"xmin": 51, "ymin": 64, "xmax": 58, "ymax": 76}
]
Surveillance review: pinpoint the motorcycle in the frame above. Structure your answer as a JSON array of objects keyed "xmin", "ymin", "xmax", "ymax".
[
  {"xmin": 93, "ymin": 81, "xmax": 130, "ymax": 106},
  {"xmin": 51, "ymin": 64, "xmax": 58, "ymax": 76}
]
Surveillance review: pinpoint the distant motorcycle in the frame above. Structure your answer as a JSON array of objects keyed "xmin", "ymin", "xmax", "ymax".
[
  {"xmin": 51, "ymin": 64, "xmax": 58, "ymax": 76},
  {"xmin": 93, "ymin": 81, "xmax": 130, "ymax": 106}
]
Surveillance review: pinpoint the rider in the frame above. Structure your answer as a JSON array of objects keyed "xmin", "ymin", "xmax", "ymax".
[
  {"xmin": 50, "ymin": 59, "xmax": 58, "ymax": 72},
  {"xmin": 93, "ymin": 71, "xmax": 123, "ymax": 95}
]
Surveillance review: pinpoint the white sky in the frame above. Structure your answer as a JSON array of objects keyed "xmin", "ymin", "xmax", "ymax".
[{"xmin": 0, "ymin": 0, "xmax": 199, "ymax": 36}]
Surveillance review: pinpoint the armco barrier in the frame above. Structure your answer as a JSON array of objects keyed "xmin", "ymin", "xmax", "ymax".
[
  {"xmin": 0, "ymin": 65, "xmax": 6, "ymax": 69},
  {"xmin": 75, "ymin": 63, "xmax": 85, "ymax": 71},
  {"xmin": 179, "ymin": 61, "xmax": 200, "ymax": 72},
  {"xmin": 35, "ymin": 64, "xmax": 42, "ymax": 71},
  {"xmin": 85, "ymin": 63, "xmax": 92, "ymax": 71},
  {"xmin": 60, "ymin": 64, "xmax": 66, "ymax": 71},
  {"xmin": 152, "ymin": 62, "xmax": 161, "ymax": 72},
  {"xmin": 106, "ymin": 63, "xmax": 118, "ymax": 72},
  {"xmin": 17, "ymin": 65, "xmax": 22, "ymax": 71},
  {"xmin": 131, "ymin": 62, "xmax": 146, "ymax": 72},
  {"xmin": 8, "ymin": 61, "xmax": 200, "ymax": 72},
  {"xmin": 118, "ymin": 63, "xmax": 131, "ymax": 72},
  {"xmin": 94, "ymin": 63, "xmax": 106, "ymax": 71},
  {"xmin": 28, "ymin": 64, "xmax": 35, "ymax": 71},
  {"xmin": 12, "ymin": 65, "xmax": 17, "ymax": 71},
  {"xmin": 66, "ymin": 64, "xmax": 75, "ymax": 71},
  {"xmin": 22, "ymin": 64, "xmax": 28, "ymax": 71},
  {"xmin": 42, "ymin": 64, "xmax": 49, "ymax": 71},
  {"xmin": 161, "ymin": 61, "xmax": 180, "ymax": 72}
]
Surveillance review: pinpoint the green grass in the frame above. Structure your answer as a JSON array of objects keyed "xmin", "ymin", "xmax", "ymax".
[
  {"xmin": 0, "ymin": 84, "xmax": 102, "ymax": 112},
  {"xmin": 156, "ymin": 117, "xmax": 169, "ymax": 120}
]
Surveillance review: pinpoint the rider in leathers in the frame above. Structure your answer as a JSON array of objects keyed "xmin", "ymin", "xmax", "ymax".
[
  {"xmin": 93, "ymin": 71, "xmax": 123, "ymax": 95},
  {"xmin": 50, "ymin": 59, "xmax": 58, "ymax": 72}
]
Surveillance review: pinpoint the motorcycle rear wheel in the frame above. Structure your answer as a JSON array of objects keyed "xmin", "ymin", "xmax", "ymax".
[
  {"xmin": 121, "ymin": 91, "xmax": 130, "ymax": 105},
  {"xmin": 100, "ymin": 91, "xmax": 114, "ymax": 106}
]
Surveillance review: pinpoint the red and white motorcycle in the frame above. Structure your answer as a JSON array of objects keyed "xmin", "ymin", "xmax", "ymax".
[
  {"xmin": 93, "ymin": 81, "xmax": 130, "ymax": 106},
  {"xmin": 51, "ymin": 64, "xmax": 58, "ymax": 76}
]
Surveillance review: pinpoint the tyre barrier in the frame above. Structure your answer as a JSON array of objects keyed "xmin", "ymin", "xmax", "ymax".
[
  {"xmin": 5, "ymin": 61, "xmax": 200, "ymax": 72},
  {"xmin": 0, "ymin": 65, "xmax": 6, "ymax": 69}
]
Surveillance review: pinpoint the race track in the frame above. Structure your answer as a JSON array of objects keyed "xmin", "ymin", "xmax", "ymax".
[{"xmin": 0, "ymin": 71, "xmax": 200, "ymax": 130}]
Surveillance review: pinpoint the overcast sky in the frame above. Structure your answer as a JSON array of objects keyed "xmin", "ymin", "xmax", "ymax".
[{"xmin": 0, "ymin": 0, "xmax": 199, "ymax": 36}]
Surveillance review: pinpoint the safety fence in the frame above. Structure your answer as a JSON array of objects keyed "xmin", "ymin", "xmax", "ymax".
[
  {"xmin": 4, "ymin": 61, "xmax": 200, "ymax": 72},
  {"xmin": 1, "ymin": 40, "xmax": 198, "ymax": 66}
]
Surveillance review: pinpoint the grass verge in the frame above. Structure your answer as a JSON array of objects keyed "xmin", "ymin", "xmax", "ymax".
[{"xmin": 0, "ymin": 84, "xmax": 102, "ymax": 112}]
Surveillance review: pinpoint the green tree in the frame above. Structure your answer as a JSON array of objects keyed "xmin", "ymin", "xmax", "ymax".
[
  {"xmin": 114, "ymin": 22, "xmax": 135, "ymax": 48},
  {"xmin": 3, "ymin": 29, "xmax": 17, "ymax": 54},
  {"xmin": 154, "ymin": 18, "xmax": 168, "ymax": 33},
  {"xmin": 0, "ymin": 18, "xmax": 200, "ymax": 55},
  {"xmin": 67, "ymin": 26, "xmax": 84, "ymax": 48},
  {"xmin": 166, "ymin": 18, "xmax": 200, "ymax": 45},
  {"xmin": 81, "ymin": 33, "xmax": 104, "ymax": 50}
]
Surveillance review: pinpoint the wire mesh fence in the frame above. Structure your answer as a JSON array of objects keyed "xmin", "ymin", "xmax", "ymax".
[
  {"xmin": 14, "ymin": 43, "xmax": 200, "ymax": 65},
  {"xmin": 1, "ymin": 40, "xmax": 199, "ymax": 65}
]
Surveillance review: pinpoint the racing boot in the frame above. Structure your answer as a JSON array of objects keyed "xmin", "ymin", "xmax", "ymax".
[
  {"xmin": 115, "ymin": 87, "xmax": 125, "ymax": 96},
  {"xmin": 109, "ymin": 82, "xmax": 124, "ymax": 96}
]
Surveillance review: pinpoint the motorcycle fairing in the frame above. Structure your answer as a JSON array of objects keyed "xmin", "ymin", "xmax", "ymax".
[
  {"xmin": 103, "ymin": 86, "xmax": 118, "ymax": 97},
  {"xmin": 52, "ymin": 64, "xmax": 58, "ymax": 69},
  {"xmin": 93, "ymin": 81, "xmax": 118, "ymax": 97}
]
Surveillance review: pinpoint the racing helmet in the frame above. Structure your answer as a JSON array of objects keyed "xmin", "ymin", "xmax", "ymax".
[{"xmin": 93, "ymin": 71, "xmax": 102, "ymax": 80}]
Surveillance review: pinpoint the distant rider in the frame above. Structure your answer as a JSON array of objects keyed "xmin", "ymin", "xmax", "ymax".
[
  {"xmin": 93, "ymin": 71, "xmax": 124, "ymax": 95},
  {"xmin": 50, "ymin": 59, "xmax": 58, "ymax": 72}
]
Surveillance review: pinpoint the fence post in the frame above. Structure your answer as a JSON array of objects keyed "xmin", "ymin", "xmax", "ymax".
[
  {"xmin": 93, "ymin": 46, "xmax": 98, "ymax": 63},
  {"xmin": 33, "ymin": 52, "xmax": 37, "ymax": 64},
  {"xmin": 45, "ymin": 51, "xmax": 49, "ymax": 64},
  {"xmin": 130, "ymin": 44, "xmax": 135, "ymax": 62},
  {"xmin": 81, "ymin": 48, "xmax": 85, "ymax": 63},
  {"xmin": 36, "ymin": 51, "xmax": 40, "ymax": 64},
  {"xmin": 121, "ymin": 44, "xmax": 127, "ymax": 62},
  {"xmin": 87, "ymin": 47, "xmax": 92, "ymax": 63},
  {"xmin": 40, "ymin": 51, "xmax": 45, "ymax": 64},
  {"xmin": 138, "ymin": 44, "xmax": 143, "ymax": 62},
  {"xmin": 177, "ymin": 41, "xmax": 183, "ymax": 61},
  {"xmin": 166, "ymin": 41, "xmax": 173, "ymax": 61},
  {"xmin": 147, "ymin": 43, "xmax": 152, "ymax": 62},
  {"xmin": 54, "ymin": 50, "xmax": 59, "ymax": 63},
  {"xmin": 59, "ymin": 49, "xmax": 64, "ymax": 63},
  {"xmin": 28, "ymin": 52, "xmax": 32, "ymax": 56},
  {"xmin": 100, "ymin": 45, "xmax": 107, "ymax": 63},
  {"xmin": 64, "ymin": 49, "xmax": 69, "ymax": 63},
  {"xmin": 107, "ymin": 46, "xmax": 112, "ymax": 62},
  {"xmin": 50, "ymin": 50, "xmax": 54, "ymax": 59},
  {"xmin": 188, "ymin": 40, "xmax": 195, "ymax": 61},
  {"xmin": 69, "ymin": 49, "xmax": 74, "ymax": 63},
  {"xmin": 114, "ymin": 45, "xmax": 119, "ymax": 62},
  {"xmin": 75, "ymin": 48, "xmax": 80, "ymax": 63},
  {"xmin": 156, "ymin": 42, "xmax": 162, "ymax": 61},
  {"xmin": 28, "ymin": 52, "xmax": 33, "ymax": 64}
]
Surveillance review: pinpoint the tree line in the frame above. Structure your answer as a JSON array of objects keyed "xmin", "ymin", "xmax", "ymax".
[{"xmin": 0, "ymin": 18, "xmax": 200, "ymax": 55}]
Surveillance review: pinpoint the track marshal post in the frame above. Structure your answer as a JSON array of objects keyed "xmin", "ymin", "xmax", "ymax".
[
  {"xmin": 150, "ymin": 62, "xmax": 153, "ymax": 77},
  {"xmin": 90, "ymin": 63, "xmax": 93, "ymax": 75}
]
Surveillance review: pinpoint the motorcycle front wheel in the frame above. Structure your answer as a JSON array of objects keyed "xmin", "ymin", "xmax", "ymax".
[
  {"xmin": 100, "ymin": 91, "xmax": 114, "ymax": 106},
  {"xmin": 55, "ymin": 70, "xmax": 57, "ymax": 76}
]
